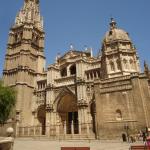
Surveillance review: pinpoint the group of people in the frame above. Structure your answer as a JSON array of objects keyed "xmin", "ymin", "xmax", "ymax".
[
  {"xmin": 125, "ymin": 130, "xmax": 150, "ymax": 144},
  {"xmin": 131, "ymin": 131, "xmax": 150, "ymax": 148}
]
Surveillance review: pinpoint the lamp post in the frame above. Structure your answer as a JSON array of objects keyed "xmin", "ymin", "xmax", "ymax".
[{"xmin": 124, "ymin": 123, "xmax": 129, "ymax": 142}]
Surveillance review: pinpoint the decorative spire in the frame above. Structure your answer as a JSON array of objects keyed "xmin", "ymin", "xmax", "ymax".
[
  {"xmin": 70, "ymin": 44, "xmax": 74, "ymax": 50},
  {"xmin": 144, "ymin": 60, "xmax": 149, "ymax": 73},
  {"xmin": 84, "ymin": 45, "xmax": 88, "ymax": 51},
  {"xmin": 110, "ymin": 18, "xmax": 117, "ymax": 30},
  {"xmin": 90, "ymin": 48, "xmax": 93, "ymax": 57},
  {"xmin": 55, "ymin": 52, "xmax": 61, "ymax": 63},
  {"xmin": 14, "ymin": 0, "xmax": 43, "ymax": 29}
]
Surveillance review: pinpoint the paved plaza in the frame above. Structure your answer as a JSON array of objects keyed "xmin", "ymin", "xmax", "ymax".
[{"xmin": 13, "ymin": 138, "xmax": 144, "ymax": 150}]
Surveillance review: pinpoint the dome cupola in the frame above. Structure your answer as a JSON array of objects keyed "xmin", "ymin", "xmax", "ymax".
[
  {"xmin": 103, "ymin": 18, "xmax": 131, "ymax": 43},
  {"xmin": 101, "ymin": 18, "xmax": 141, "ymax": 79}
]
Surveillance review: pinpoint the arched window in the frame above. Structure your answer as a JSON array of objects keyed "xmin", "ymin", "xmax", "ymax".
[
  {"xmin": 90, "ymin": 72, "xmax": 93, "ymax": 79},
  {"xmin": 70, "ymin": 65, "xmax": 76, "ymax": 75},
  {"xmin": 130, "ymin": 59, "xmax": 134, "ymax": 70},
  {"xmin": 116, "ymin": 59, "xmax": 121, "ymax": 70},
  {"xmin": 15, "ymin": 34, "xmax": 18, "ymax": 42},
  {"xmin": 116, "ymin": 109, "xmax": 122, "ymax": 121},
  {"xmin": 60, "ymin": 68, "xmax": 67, "ymax": 77},
  {"xmin": 110, "ymin": 61, "xmax": 115, "ymax": 71},
  {"xmin": 87, "ymin": 73, "xmax": 89, "ymax": 80},
  {"xmin": 94, "ymin": 71, "xmax": 97, "ymax": 78},
  {"xmin": 97, "ymin": 71, "xmax": 100, "ymax": 78},
  {"xmin": 123, "ymin": 59, "xmax": 128, "ymax": 69}
]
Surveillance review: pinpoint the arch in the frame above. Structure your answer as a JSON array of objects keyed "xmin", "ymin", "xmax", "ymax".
[
  {"xmin": 54, "ymin": 86, "xmax": 76, "ymax": 106},
  {"xmin": 90, "ymin": 72, "xmax": 93, "ymax": 79},
  {"xmin": 57, "ymin": 93, "xmax": 77, "ymax": 113},
  {"xmin": 116, "ymin": 109, "xmax": 123, "ymax": 121},
  {"xmin": 110, "ymin": 61, "xmax": 115, "ymax": 71},
  {"xmin": 94, "ymin": 71, "xmax": 97, "ymax": 78},
  {"xmin": 37, "ymin": 105, "xmax": 46, "ymax": 135},
  {"xmin": 57, "ymin": 92, "xmax": 79, "ymax": 134},
  {"xmin": 87, "ymin": 73, "xmax": 90, "ymax": 80},
  {"xmin": 129, "ymin": 59, "xmax": 135, "ymax": 70},
  {"xmin": 70, "ymin": 64, "xmax": 76, "ymax": 75},
  {"xmin": 123, "ymin": 59, "xmax": 128, "ymax": 69},
  {"xmin": 60, "ymin": 67, "xmax": 67, "ymax": 77},
  {"xmin": 122, "ymin": 133, "xmax": 127, "ymax": 142},
  {"xmin": 116, "ymin": 59, "xmax": 121, "ymax": 70}
]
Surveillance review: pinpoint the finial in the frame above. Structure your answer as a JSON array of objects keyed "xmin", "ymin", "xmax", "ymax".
[
  {"xmin": 144, "ymin": 60, "xmax": 149, "ymax": 75},
  {"xmin": 90, "ymin": 48, "xmax": 93, "ymax": 57},
  {"xmin": 70, "ymin": 44, "xmax": 74, "ymax": 50},
  {"xmin": 110, "ymin": 18, "xmax": 117, "ymax": 29},
  {"xmin": 55, "ymin": 52, "xmax": 61, "ymax": 63},
  {"xmin": 144, "ymin": 60, "xmax": 146, "ymax": 67},
  {"xmin": 84, "ymin": 45, "xmax": 88, "ymax": 51}
]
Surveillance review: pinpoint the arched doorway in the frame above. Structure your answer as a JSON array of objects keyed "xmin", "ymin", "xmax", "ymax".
[
  {"xmin": 122, "ymin": 133, "xmax": 127, "ymax": 142},
  {"xmin": 37, "ymin": 105, "xmax": 46, "ymax": 135},
  {"xmin": 57, "ymin": 93, "xmax": 79, "ymax": 134},
  {"xmin": 90, "ymin": 101, "xmax": 96, "ymax": 134}
]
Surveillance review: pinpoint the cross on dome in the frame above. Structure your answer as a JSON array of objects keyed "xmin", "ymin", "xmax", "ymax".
[{"xmin": 110, "ymin": 18, "xmax": 117, "ymax": 29}]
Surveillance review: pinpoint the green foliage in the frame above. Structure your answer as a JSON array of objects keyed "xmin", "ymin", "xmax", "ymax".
[{"xmin": 0, "ymin": 82, "xmax": 16, "ymax": 124}]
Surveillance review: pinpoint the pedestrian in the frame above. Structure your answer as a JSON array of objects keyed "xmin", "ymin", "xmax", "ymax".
[
  {"xmin": 143, "ymin": 132, "xmax": 146, "ymax": 142},
  {"xmin": 130, "ymin": 136, "xmax": 134, "ymax": 143},
  {"xmin": 146, "ymin": 136, "xmax": 150, "ymax": 150}
]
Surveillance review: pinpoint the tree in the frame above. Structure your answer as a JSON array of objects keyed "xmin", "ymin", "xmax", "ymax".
[{"xmin": 0, "ymin": 81, "xmax": 16, "ymax": 125}]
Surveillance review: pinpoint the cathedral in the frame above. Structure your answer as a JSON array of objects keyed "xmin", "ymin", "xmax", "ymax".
[{"xmin": 2, "ymin": 0, "xmax": 150, "ymax": 140}]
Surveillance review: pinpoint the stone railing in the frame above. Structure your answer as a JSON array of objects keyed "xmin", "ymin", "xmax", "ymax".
[
  {"xmin": 0, "ymin": 127, "xmax": 14, "ymax": 150},
  {"xmin": 54, "ymin": 75, "xmax": 75, "ymax": 87},
  {"xmin": 16, "ymin": 123, "xmax": 95, "ymax": 139}
]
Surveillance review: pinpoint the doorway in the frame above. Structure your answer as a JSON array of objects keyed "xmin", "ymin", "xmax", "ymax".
[
  {"xmin": 122, "ymin": 133, "xmax": 127, "ymax": 142},
  {"xmin": 90, "ymin": 101, "xmax": 96, "ymax": 134},
  {"xmin": 57, "ymin": 93, "xmax": 79, "ymax": 134},
  {"xmin": 37, "ymin": 105, "xmax": 46, "ymax": 135},
  {"xmin": 67, "ymin": 111, "xmax": 79, "ymax": 134}
]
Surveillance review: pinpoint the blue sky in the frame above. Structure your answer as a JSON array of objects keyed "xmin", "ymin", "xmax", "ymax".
[{"xmin": 0, "ymin": 0, "xmax": 150, "ymax": 75}]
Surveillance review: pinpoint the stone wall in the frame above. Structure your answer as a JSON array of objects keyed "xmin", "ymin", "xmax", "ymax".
[{"xmin": 94, "ymin": 73, "xmax": 150, "ymax": 139}]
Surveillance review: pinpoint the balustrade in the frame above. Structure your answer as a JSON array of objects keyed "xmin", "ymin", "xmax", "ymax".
[{"xmin": 16, "ymin": 122, "xmax": 93, "ymax": 139}]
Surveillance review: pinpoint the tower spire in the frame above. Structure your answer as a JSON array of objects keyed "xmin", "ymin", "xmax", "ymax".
[{"xmin": 14, "ymin": 0, "xmax": 43, "ymax": 29}]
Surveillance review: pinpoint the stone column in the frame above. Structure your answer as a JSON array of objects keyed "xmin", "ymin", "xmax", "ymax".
[
  {"xmin": 45, "ymin": 104, "xmax": 54, "ymax": 137},
  {"xmin": 64, "ymin": 121, "xmax": 67, "ymax": 139},
  {"xmin": 78, "ymin": 101, "xmax": 88, "ymax": 135},
  {"xmin": 22, "ymin": 127, "xmax": 25, "ymax": 136},
  {"xmin": 39, "ymin": 126, "xmax": 42, "ymax": 135},
  {"xmin": 33, "ymin": 126, "xmax": 36, "ymax": 136},
  {"xmin": 71, "ymin": 120, "xmax": 74, "ymax": 136},
  {"xmin": 15, "ymin": 121, "xmax": 19, "ymax": 137},
  {"xmin": 86, "ymin": 121, "xmax": 90, "ymax": 135},
  {"xmin": 78, "ymin": 109, "xmax": 82, "ymax": 135},
  {"xmin": 56, "ymin": 122, "xmax": 60, "ymax": 138}
]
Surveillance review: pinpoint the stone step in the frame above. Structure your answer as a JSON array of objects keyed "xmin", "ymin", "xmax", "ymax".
[{"xmin": 17, "ymin": 134, "xmax": 96, "ymax": 140}]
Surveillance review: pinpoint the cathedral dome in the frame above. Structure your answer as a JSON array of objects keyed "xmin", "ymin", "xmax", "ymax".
[{"xmin": 103, "ymin": 18, "xmax": 131, "ymax": 43}]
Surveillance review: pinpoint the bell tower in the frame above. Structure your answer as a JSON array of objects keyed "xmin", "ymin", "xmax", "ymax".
[{"xmin": 3, "ymin": 0, "xmax": 45, "ymax": 125}]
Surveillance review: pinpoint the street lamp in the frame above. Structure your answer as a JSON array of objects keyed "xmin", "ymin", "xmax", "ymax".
[{"xmin": 124, "ymin": 123, "xmax": 129, "ymax": 142}]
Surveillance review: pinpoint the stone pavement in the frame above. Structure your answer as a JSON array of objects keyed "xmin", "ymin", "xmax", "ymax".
[{"xmin": 13, "ymin": 138, "xmax": 144, "ymax": 150}]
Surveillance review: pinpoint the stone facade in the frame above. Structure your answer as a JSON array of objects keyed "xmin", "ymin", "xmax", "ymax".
[{"xmin": 2, "ymin": 0, "xmax": 150, "ymax": 140}]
